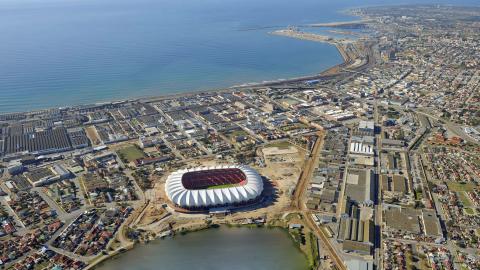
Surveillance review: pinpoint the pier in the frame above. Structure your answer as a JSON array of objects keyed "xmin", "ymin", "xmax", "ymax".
[{"xmin": 306, "ymin": 19, "xmax": 372, "ymax": 28}]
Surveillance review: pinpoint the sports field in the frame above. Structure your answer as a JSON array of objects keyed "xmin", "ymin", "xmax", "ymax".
[
  {"xmin": 206, "ymin": 183, "xmax": 238, "ymax": 189},
  {"xmin": 117, "ymin": 145, "xmax": 145, "ymax": 162}
]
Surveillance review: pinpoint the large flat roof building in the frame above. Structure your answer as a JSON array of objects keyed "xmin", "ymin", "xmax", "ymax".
[
  {"xmin": 345, "ymin": 169, "xmax": 374, "ymax": 204},
  {"xmin": 3, "ymin": 127, "xmax": 73, "ymax": 156}
]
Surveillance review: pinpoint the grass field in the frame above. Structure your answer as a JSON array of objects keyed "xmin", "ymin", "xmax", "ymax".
[
  {"xmin": 406, "ymin": 252, "xmax": 415, "ymax": 270},
  {"xmin": 415, "ymin": 190, "xmax": 423, "ymax": 200},
  {"xmin": 281, "ymin": 123, "xmax": 307, "ymax": 132},
  {"xmin": 117, "ymin": 145, "xmax": 145, "ymax": 162},
  {"xmin": 446, "ymin": 181, "xmax": 476, "ymax": 192},
  {"xmin": 305, "ymin": 232, "xmax": 319, "ymax": 268},
  {"xmin": 284, "ymin": 213, "xmax": 303, "ymax": 222},
  {"xmin": 206, "ymin": 183, "xmax": 238, "ymax": 189},
  {"xmin": 457, "ymin": 192, "xmax": 473, "ymax": 207},
  {"xmin": 228, "ymin": 129, "xmax": 248, "ymax": 138},
  {"xmin": 464, "ymin": 208, "xmax": 476, "ymax": 216},
  {"xmin": 267, "ymin": 141, "xmax": 292, "ymax": 149}
]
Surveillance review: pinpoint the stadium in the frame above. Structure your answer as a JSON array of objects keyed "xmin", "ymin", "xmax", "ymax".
[{"xmin": 165, "ymin": 165, "xmax": 263, "ymax": 210}]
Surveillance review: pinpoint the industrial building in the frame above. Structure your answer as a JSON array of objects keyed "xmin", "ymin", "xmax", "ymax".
[
  {"xmin": 350, "ymin": 142, "xmax": 374, "ymax": 156},
  {"xmin": 358, "ymin": 121, "xmax": 375, "ymax": 135},
  {"xmin": 2, "ymin": 127, "xmax": 80, "ymax": 156},
  {"xmin": 24, "ymin": 164, "xmax": 71, "ymax": 187},
  {"xmin": 344, "ymin": 169, "xmax": 374, "ymax": 205}
]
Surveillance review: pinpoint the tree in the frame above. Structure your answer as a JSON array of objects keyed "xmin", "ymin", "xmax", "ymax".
[
  {"xmin": 57, "ymin": 186, "xmax": 63, "ymax": 203},
  {"xmin": 70, "ymin": 181, "xmax": 77, "ymax": 198}
]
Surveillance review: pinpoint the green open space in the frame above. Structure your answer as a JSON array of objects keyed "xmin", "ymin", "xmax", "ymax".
[
  {"xmin": 457, "ymin": 192, "xmax": 473, "ymax": 207},
  {"xmin": 464, "ymin": 208, "xmax": 476, "ymax": 216},
  {"xmin": 415, "ymin": 190, "xmax": 423, "ymax": 200},
  {"xmin": 446, "ymin": 181, "xmax": 476, "ymax": 192},
  {"xmin": 305, "ymin": 232, "xmax": 319, "ymax": 268},
  {"xmin": 405, "ymin": 252, "xmax": 415, "ymax": 270},
  {"xmin": 206, "ymin": 183, "xmax": 238, "ymax": 189},
  {"xmin": 280, "ymin": 123, "xmax": 308, "ymax": 132},
  {"xmin": 117, "ymin": 145, "xmax": 146, "ymax": 162},
  {"xmin": 267, "ymin": 141, "xmax": 292, "ymax": 149},
  {"xmin": 230, "ymin": 129, "xmax": 248, "ymax": 137},
  {"xmin": 284, "ymin": 213, "xmax": 303, "ymax": 222}
]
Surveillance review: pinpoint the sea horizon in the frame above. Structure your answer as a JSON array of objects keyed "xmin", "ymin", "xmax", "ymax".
[
  {"xmin": 0, "ymin": 0, "xmax": 348, "ymax": 113},
  {"xmin": 1, "ymin": 0, "xmax": 478, "ymax": 114}
]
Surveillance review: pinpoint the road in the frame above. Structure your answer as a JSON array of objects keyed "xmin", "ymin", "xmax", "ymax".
[
  {"xmin": 290, "ymin": 131, "xmax": 347, "ymax": 270},
  {"xmin": 414, "ymin": 109, "xmax": 478, "ymax": 145},
  {"xmin": 291, "ymin": 131, "xmax": 324, "ymax": 209},
  {"xmin": 335, "ymin": 128, "xmax": 353, "ymax": 221},
  {"xmin": 304, "ymin": 212, "xmax": 347, "ymax": 270},
  {"xmin": 373, "ymin": 98, "xmax": 383, "ymax": 270}
]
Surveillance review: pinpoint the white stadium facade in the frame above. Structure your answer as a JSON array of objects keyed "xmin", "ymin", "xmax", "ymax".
[{"xmin": 165, "ymin": 165, "xmax": 263, "ymax": 210}]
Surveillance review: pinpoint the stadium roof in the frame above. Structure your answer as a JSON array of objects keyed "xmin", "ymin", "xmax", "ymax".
[{"xmin": 165, "ymin": 165, "xmax": 263, "ymax": 208}]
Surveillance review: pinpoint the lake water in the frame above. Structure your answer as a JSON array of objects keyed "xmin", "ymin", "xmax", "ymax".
[
  {"xmin": 1, "ymin": 0, "xmax": 477, "ymax": 113},
  {"xmin": 95, "ymin": 226, "xmax": 309, "ymax": 270}
]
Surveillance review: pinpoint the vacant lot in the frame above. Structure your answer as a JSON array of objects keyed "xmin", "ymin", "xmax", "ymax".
[
  {"xmin": 117, "ymin": 145, "xmax": 145, "ymax": 162},
  {"xmin": 85, "ymin": 126, "xmax": 101, "ymax": 145}
]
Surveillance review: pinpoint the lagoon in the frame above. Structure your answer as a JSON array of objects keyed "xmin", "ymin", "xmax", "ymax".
[{"xmin": 96, "ymin": 226, "xmax": 309, "ymax": 270}]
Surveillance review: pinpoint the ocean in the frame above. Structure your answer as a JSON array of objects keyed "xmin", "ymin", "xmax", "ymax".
[{"xmin": 0, "ymin": 0, "xmax": 478, "ymax": 113}]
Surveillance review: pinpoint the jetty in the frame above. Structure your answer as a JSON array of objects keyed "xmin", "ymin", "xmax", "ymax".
[{"xmin": 271, "ymin": 29, "xmax": 352, "ymax": 44}]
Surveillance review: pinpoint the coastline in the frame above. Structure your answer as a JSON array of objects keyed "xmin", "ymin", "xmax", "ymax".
[
  {"xmin": 0, "ymin": 15, "xmax": 365, "ymax": 116},
  {"xmin": 0, "ymin": 40, "xmax": 350, "ymax": 116},
  {"xmin": 85, "ymin": 34, "xmax": 365, "ymax": 269},
  {"xmin": 1, "ymin": 13, "xmax": 370, "ymax": 270},
  {"xmin": 137, "ymin": 27, "xmax": 375, "ymax": 104},
  {"xmin": 4, "ymin": 3, "xmax": 480, "ymax": 270}
]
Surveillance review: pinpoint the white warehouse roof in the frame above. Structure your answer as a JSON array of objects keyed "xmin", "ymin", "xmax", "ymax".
[{"xmin": 350, "ymin": 142, "xmax": 374, "ymax": 156}]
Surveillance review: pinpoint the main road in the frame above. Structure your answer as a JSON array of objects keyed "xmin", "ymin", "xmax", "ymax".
[{"xmin": 290, "ymin": 131, "xmax": 347, "ymax": 270}]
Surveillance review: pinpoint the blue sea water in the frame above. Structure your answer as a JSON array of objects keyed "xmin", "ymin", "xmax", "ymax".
[{"xmin": 0, "ymin": 0, "xmax": 478, "ymax": 113}]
